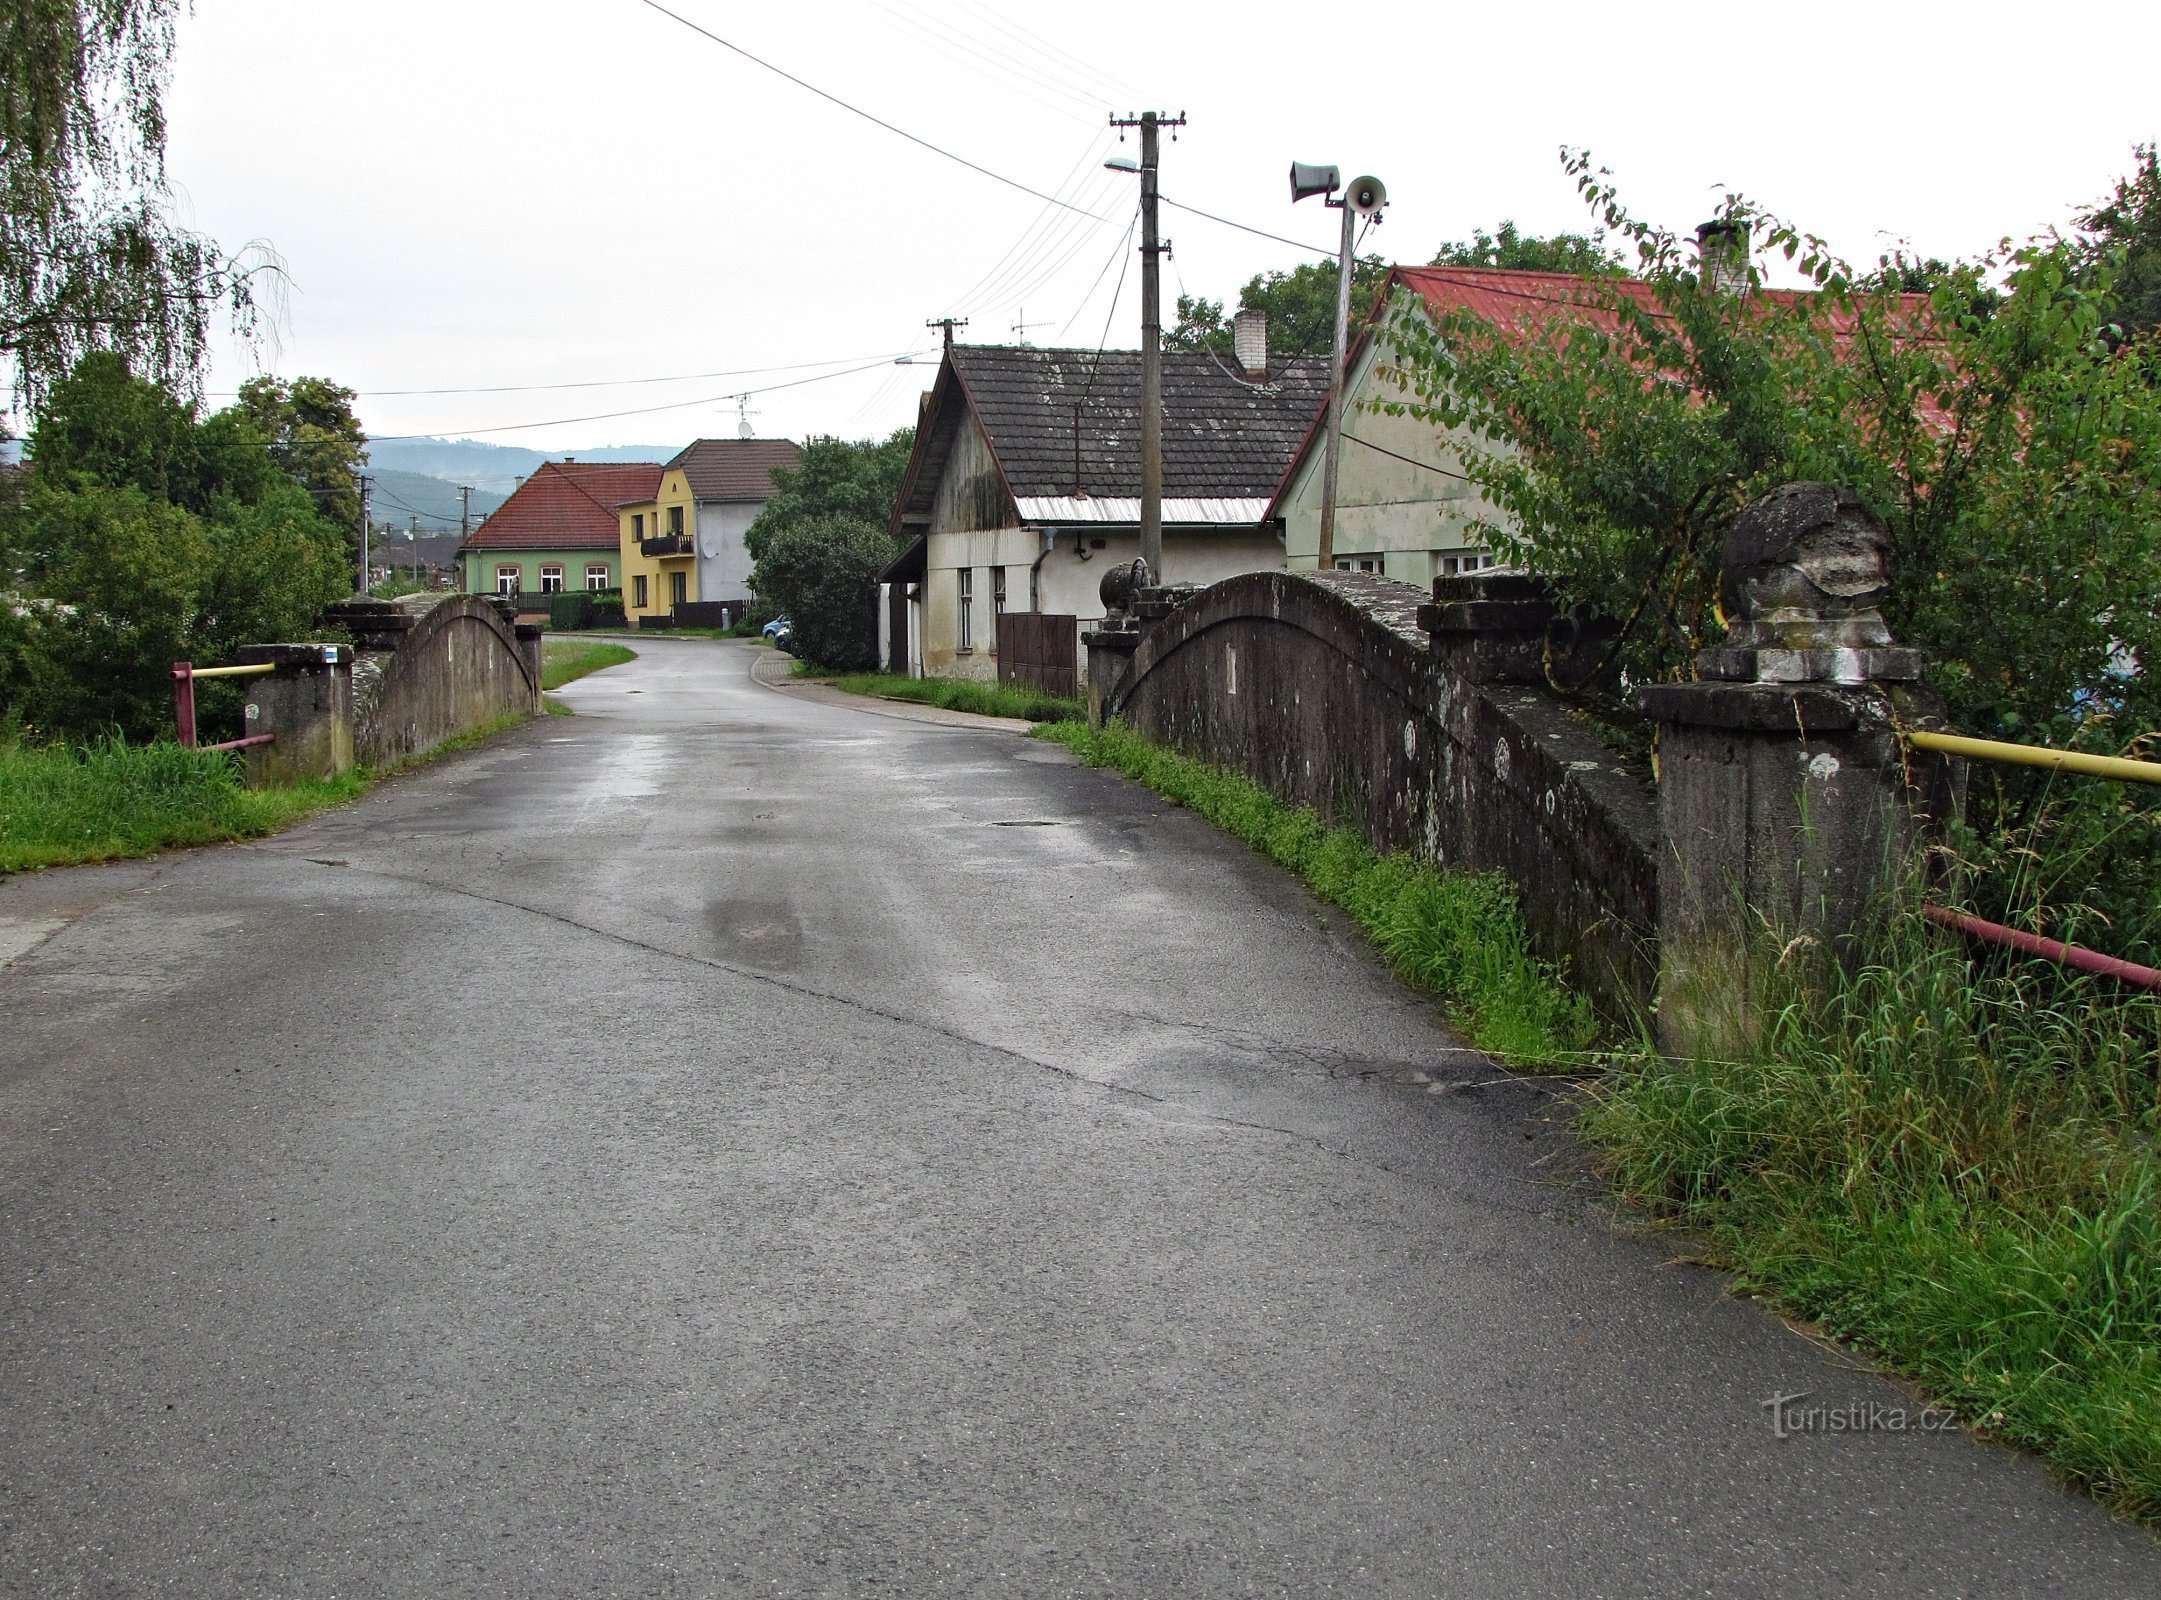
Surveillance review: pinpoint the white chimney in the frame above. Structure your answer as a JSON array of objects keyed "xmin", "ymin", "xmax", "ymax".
[
  {"xmin": 1696, "ymin": 220, "xmax": 1751, "ymax": 298},
  {"xmin": 1233, "ymin": 308, "xmax": 1269, "ymax": 379}
]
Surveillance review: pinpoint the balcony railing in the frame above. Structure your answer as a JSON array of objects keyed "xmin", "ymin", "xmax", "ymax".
[{"xmin": 640, "ymin": 533, "xmax": 695, "ymax": 558}]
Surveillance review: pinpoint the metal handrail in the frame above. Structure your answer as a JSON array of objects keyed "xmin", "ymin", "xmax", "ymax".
[
  {"xmin": 1909, "ymin": 728, "xmax": 2161, "ymax": 786},
  {"xmin": 171, "ymin": 659, "xmax": 278, "ymax": 753}
]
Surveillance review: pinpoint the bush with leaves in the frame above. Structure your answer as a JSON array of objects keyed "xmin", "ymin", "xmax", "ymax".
[
  {"xmin": 1374, "ymin": 149, "xmax": 2160, "ymax": 958},
  {"xmin": 747, "ymin": 516, "xmax": 893, "ymax": 671}
]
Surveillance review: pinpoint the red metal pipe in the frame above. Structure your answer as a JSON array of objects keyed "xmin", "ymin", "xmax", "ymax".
[
  {"xmin": 1921, "ymin": 902, "xmax": 2161, "ymax": 994},
  {"xmin": 171, "ymin": 661, "xmax": 196, "ymax": 748},
  {"xmin": 204, "ymin": 734, "xmax": 276, "ymax": 753}
]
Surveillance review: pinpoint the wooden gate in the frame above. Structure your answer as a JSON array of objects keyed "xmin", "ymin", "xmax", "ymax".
[{"xmin": 996, "ymin": 612, "xmax": 1078, "ymax": 698}]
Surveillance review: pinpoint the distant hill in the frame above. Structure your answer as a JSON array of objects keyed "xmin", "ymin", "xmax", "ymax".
[
  {"xmin": 366, "ymin": 469, "xmax": 507, "ymax": 533},
  {"xmin": 364, "ymin": 437, "xmax": 684, "ymax": 498}
]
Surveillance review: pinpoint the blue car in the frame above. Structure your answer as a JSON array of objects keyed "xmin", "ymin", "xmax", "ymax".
[{"xmin": 761, "ymin": 616, "xmax": 792, "ymax": 640}]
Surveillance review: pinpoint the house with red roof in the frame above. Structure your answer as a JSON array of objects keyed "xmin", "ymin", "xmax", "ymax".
[
  {"xmin": 1268, "ymin": 259, "xmax": 1932, "ymax": 582},
  {"xmin": 615, "ymin": 438, "xmax": 801, "ymax": 627},
  {"xmin": 456, "ymin": 459, "xmax": 665, "ymax": 609}
]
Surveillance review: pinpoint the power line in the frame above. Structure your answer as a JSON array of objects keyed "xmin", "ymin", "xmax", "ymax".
[
  {"xmin": 367, "ymin": 356, "xmax": 912, "ymax": 442},
  {"xmin": 1056, "ymin": 205, "xmax": 1139, "ymax": 342},
  {"xmin": 211, "ymin": 350, "xmax": 915, "ymax": 400},
  {"xmin": 625, "ymin": 0, "xmax": 1110, "ymax": 222},
  {"xmin": 1160, "ymin": 194, "xmax": 1334, "ymax": 259}
]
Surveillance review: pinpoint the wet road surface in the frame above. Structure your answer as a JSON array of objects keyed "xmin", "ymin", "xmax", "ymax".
[{"xmin": 2, "ymin": 637, "xmax": 2155, "ymax": 1597}]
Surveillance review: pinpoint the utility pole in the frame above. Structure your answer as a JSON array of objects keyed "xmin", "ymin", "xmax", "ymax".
[
  {"xmin": 926, "ymin": 317, "xmax": 969, "ymax": 349},
  {"xmin": 459, "ymin": 484, "xmax": 473, "ymax": 541},
  {"xmin": 1317, "ymin": 196, "xmax": 1357, "ymax": 573},
  {"xmin": 1111, "ymin": 110, "xmax": 1184, "ymax": 584},
  {"xmin": 356, "ymin": 474, "xmax": 372, "ymax": 595}
]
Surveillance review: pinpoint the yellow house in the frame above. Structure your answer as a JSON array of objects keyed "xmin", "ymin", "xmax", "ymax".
[{"xmin": 618, "ymin": 466, "xmax": 697, "ymax": 626}]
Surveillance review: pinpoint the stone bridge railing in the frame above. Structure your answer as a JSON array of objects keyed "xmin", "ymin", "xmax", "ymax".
[
  {"xmin": 235, "ymin": 593, "xmax": 543, "ymax": 785},
  {"xmin": 1087, "ymin": 486, "xmax": 1961, "ymax": 1049}
]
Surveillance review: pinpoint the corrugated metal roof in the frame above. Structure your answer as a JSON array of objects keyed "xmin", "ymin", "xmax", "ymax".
[
  {"xmin": 1014, "ymin": 495, "xmax": 1272, "ymax": 525},
  {"xmin": 457, "ymin": 460, "xmax": 665, "ymax": 552}
]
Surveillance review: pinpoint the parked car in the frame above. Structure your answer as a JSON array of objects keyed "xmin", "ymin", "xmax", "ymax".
[
  {"xmin": 772, "ymin": 623, "xmax": 801, "ymax": 658},
  {"xmin": 761, "ymin": 616, "xmax": 793, "ymax": 640}
]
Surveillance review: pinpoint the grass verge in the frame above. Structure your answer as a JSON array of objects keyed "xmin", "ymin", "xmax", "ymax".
[
  {"xmin": 1581, "ymin": 910, "xmax": 2161, "ymax": 1519},
  {"xmin": 810, "ymin": 668, "xmax": 1085, "ymax": 725},
  {"xmin": 1039, "ymin": 719, "xmax": 1596, "ymax": 1066},
  {"xmin": 542, "ymin": 638, "xmax": 636, "ymax": 691},
  {"xmin": 1, "ymin": 710, "xmax": 536, "ymax": 874}
]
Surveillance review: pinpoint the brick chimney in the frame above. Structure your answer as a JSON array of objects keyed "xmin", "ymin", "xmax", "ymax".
[
  {"xmin": 1696, "ymin": 220, "xmax": 1750, "ymax": 297},
  {"xmin": 1233, "ymin": 308, "xmax": 1269, "ymax": 379}
]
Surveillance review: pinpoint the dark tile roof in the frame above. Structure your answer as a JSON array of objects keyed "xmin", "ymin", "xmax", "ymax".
[
  {"xmin": 667, "ymin": 437, "xmax": 802, "ymax": 502},
  {"xmin": 457, "ymin": 460, "xmax": 663, "ymax": 552},
  {"xmin": 927, "ymin": 344, "xmax": 1329, "ymax": 506}
]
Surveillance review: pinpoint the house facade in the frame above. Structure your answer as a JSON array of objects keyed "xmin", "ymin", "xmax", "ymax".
[
  {"xmin": 882, "ymin": 339, "xmax": 1328, "ymax": 682},
  {"xmin": 617, "ymin": 438, "xmax": 801, "ymax": 627},
  {"xmin": 457, "ymin": 459, "xmax": 663, "ymax": 608}
]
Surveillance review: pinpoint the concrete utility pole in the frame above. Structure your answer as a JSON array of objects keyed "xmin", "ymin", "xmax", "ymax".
[
  {"xmin": 459, "ymin": 484, "xmax": 473, "ymax": 541},
  {"xmin": 356, "ymin": 474, "xmax": 372, "ymax": 595},
  {"xmin": 1111, "ymin": 111, "xmax": 1184, "ymax": 584},
  {"xmin": 926, "ymin": 317, "xmax": 969, "ymax": 349},
  {"xmin": 1317, "ymin": 197, "xmax": 1357, "ymax": 573}
]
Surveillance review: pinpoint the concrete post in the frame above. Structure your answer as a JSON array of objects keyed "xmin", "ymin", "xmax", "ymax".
[
  {"xmin": 1641, "ymin": 484, "xmax": 1958, "ymax": 1058},
  {"xmin": 516, "ymin": 622, "xmax": 545, "ymax": 710},
  {"xmin": 232, "ymin": 644, "xmax": 355, "ymax": 787}
]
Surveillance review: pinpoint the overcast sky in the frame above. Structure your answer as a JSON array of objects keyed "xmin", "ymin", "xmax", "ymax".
[{"xmin": 158, "ymin": 0, "xmax": 2158, "ymax": 454}]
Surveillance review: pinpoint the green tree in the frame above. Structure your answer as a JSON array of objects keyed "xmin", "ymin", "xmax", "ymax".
[
  {"xmin": 1376, "ymin": 151, "xmax": 2161, "ymax": 953},
  {"xmin": 748, "ymin": 515, "xmax": 892, "ymax": 671},
  {"xmin": 744, "ymin": 429, "xmax": 915, "ymax": 564},
  {"xmin": 236, "ymin": 375, "xmax": 367, "ymax": 538},
  {"xmin": 1168, "ymin": 255, "xmax": 1390, "ymax": 355},
  {"xmin": 1430, "ymin": 219, "xmax": 1624, "ymax": 274},
  {"xmin": 2078, "ymin": 143, "xmax": 2161, "ymax": 343},
  {"xmin": 0, "ymin": 2, "xmax": 271, "ymax": 402}
]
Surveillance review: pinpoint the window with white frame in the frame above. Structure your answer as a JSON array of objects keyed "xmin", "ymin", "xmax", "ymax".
[
  {"xmin": 957, "ymin": 567, "xmax": 974, "ymax": 652},
  {"xmin": 586, "ymin": 564, "xmax": 611, "ymax": 590},
  {"xmin": 496, "ymin": 565, "xmax": 520, "ymax": 595},
  {"xmin": 540, "ymin": 564, "xmax": 565, "ymax": 593}
]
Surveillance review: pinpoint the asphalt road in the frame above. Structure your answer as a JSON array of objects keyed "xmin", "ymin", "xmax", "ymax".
[{"xmin": 2, "ymin": 637, "xmax": 2154, "ymax": 1598}]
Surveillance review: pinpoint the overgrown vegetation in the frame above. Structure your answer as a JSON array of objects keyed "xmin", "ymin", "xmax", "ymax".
[
  {"xmin": 0, "ymin": 354, "xmax": 362, "ymax": 745},
  {"xmin": 816, "ymin": 669, "xmax": 1083, "ymax": 724},
  {"xmin": 1040, "ymin": 721, "xmax": 1596, "ymax": 1066},
  {"xmin": 0, "ymin": 738, "xmax": 364, "ymax": 872},
  {"xmin": 540, "ymin": 639, "xmax": 635, "ymax": 691},
  {"xmin": 1586, "ymin": 898, "xmax": 2161, "ymax": 1518},
  {"xmin": 743, "ymin": 430, "xmax": 915, "ymax": 672},
  {"xmin": 1376, "ymin": 148, "xmax": 2161, "ymax": 965}
]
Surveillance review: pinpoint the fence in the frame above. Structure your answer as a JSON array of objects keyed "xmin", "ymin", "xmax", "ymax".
[
  {"xmin": 171, "ymin": 659, "xmax": 281, "ymax": 754},
  {"xmin": 997, "ymin": 612, "xmax": 1079, "ymax": 699},
  {"xmin": 1907, "ymin": 727, "xmax": 2161, "ymax": 993}
]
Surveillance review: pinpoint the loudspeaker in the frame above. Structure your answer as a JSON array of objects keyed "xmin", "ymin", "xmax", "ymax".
[
  {"xmin": 1288, "ymin": 161, "xmax": 1340, "ymax": 203},
  {"xmin": 1346, "ymin": 175, "xmax": 1387, "ymax": 216}
]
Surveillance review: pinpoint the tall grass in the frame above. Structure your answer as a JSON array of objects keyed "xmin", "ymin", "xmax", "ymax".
[
  {"xmin": 1041, "ymin": 720, "xmax": 1596, "ymax": 1067},
  {"xmin": 819, "ymin": 670, "xmax": 1085, "ymax": 725},
  {"xmin": 0, "ymin": 739, "xmax": 366, "ymax": 872},
  {"xmin": 1585, "ymin": 896, "xmax": 2161, "ymax": 1517},
  {"xmin": 541, "ymin": 639, "xmax": 636, "ymax": 691}
]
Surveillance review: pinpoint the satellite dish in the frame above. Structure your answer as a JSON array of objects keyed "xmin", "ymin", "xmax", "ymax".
[{"xmin": 698, "ymin": 531, "xmax": 718, "ymax": 559}]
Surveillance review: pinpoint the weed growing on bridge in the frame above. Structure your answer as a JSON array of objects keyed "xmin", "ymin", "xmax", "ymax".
[
  {"xmin": 1040, "ymin": 720, "xmax": 1596, "ymax": 1067},
  {"xmin": 0, "ymin": 738, "xmax": 365, "ymax": 872},
  {"xmin": 1585, "ymin": 906, "xmax": 2161, "ymax": 1520}
]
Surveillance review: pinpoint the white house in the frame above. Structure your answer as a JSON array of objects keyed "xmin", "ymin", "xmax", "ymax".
[{"xmin": 880, "ymin": 335, "xmax": 1329, "ymax": 683}]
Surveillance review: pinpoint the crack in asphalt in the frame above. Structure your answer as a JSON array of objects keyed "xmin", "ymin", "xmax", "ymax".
[{"xmin": 254, "ymin": 848, "xmax": 1576, "ymax": 1217}]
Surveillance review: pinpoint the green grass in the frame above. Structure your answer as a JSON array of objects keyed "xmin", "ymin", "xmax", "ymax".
[
  {"xmin": 1581, "ymin": 904, "xmax": 2161, "ymax": 1520},
  {"xmin": 813, "ymin": 668, "xmax": 1086, "ymax": 725},
  {"xmin": 541, "ymin": 638, "xmax": 636, "ymax": 691},
  {"xmin": 0, "ymin": 739, "xmax": 368, "ymax": 872},
  {"xmin": 1039, "ymin": 720, "xmax": 1596, "ymax": 1067},
  {"xmin": 0, "ymin": 711, "xmax": 537, "ymax": 873}
]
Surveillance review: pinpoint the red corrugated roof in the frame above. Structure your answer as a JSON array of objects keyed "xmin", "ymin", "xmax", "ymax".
[{"xmin": 458, "ymin": 460, "xmax": 665, "ymax": 552}]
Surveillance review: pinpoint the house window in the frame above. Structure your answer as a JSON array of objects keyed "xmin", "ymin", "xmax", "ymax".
[
  {"xmin": 668, "ymin": 505, "xmax": 684, "ymax": 536},
  {"xmin": 957, "ymin": 567, "xmax": 974, "ymax": 652},
  {"xmin": 586, "ymin": 564, "xmax": 611, "ymax": 590},
  {"xmin": 990, "ymin": 567, "xmax": 1006, "ymax": 654},
  {"xmin": 632, "ymin": 513, "xmax": 645, "ymax": 538},
  {"xmin": 669, "ymin": 570, "xmax": 688, "ymax": 608},
  {"xmin": 633, "ymin": 574, "xmax": 649, "ymax": 608},
  {"xmin": 496, "ymin": 565, "xmax": 520, "ymax": 595},
  {"xmin": 540, "ymin": 564, "xmax": 565, "ymax": 593}
]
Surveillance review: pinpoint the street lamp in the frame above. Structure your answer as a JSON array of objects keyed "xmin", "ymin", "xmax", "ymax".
[{"xmin": 1290, "ymin": 162, "xmax": 1387, "ymax": 572}]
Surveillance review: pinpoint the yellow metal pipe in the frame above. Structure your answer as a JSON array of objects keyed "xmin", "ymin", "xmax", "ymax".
[
  {"xmin": 186, "ymin": 662, "xmax": 278, "ymax": 679},
  {"xmin": 1909, "ymin": 728, "xmax": 2161, "ymax": 786}
]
